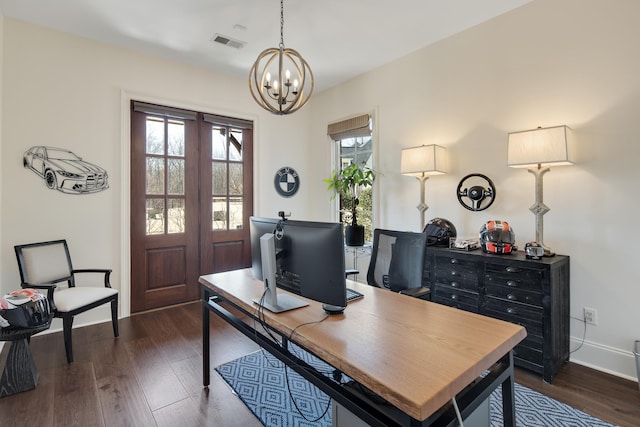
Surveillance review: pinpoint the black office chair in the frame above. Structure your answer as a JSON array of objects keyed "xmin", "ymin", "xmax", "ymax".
[
  {"xmin": 366, "ymin": 229, "xmax": 430, "ymax": 300},
  {"xmin": 14, "ymin": 239, "xmax": 119, "ymax": 363}
]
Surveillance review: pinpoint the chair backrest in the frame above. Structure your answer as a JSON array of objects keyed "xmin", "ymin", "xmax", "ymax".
[
  {"xmin": 15, "ymin": 240, "xmax": 74, "ymax": 287},
  {"xmin": 367, "ymin": 229, "xmax": 427, "ymax": 292}
]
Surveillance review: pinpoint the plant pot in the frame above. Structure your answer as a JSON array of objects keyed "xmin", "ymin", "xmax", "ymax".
[{"xmin": 345, "ymin": 225, "xmax": 365, "ymax": 246}]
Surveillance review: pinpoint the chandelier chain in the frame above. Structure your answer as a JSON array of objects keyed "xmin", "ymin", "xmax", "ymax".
[{"xmin": 279, "ymin": 0, "xmax": 284, "ymax": 48}]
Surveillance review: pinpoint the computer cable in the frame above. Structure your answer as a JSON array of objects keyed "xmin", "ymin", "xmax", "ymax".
[
  {"xmin": 283, "ymin": 359, "xmax": 333, "ymax": 423},
  {"xmin": 286, "ymin": 316, "xmax": 341, "ymax": 378},
  {"xmin": 254, "ymin": 305, "xmax": 333, "ymax": 422},
  {"xmin": 252, "ymin": 288, "xmax": 286, "ymax": 368},
  {"xmin": 452, "ymin": 397, "xmax": 464, "ymax": 427},
  {"xmin": 569, "ymin": 315, "xmax": 588, "ymax": 354}
]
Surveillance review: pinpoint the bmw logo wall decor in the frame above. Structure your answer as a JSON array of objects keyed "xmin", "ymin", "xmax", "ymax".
[{"xmin": 274, "ymin": 167, "xmax": 300, "ymax": 197}]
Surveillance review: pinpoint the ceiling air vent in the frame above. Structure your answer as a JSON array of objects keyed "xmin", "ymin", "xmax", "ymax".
[{"xmin": 211, "ymin": 34, "xmax": 246, "ymax": 49}]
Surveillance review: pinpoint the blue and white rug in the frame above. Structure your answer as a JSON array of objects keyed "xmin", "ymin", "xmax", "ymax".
[{"xmin": 215, "ymin": 348, "xmax": 614, "ymax": 427}]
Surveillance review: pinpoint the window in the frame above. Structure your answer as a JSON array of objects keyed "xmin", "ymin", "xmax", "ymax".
[
  {"xmin": 328, "ymin": 114, "xmax": 375, "ymax": 242},
  {"xmin": 144, "ymin": 116, "xmax": 187, "ymax": 235},
  {"xmin": 210, "ymin": 124, "xmax": 244, "ymax": 230}
]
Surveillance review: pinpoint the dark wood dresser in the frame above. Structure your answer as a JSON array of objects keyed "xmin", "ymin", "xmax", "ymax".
[{"xmin": 425, "ymin": 246, "xmax": 570, "ymax": 383}]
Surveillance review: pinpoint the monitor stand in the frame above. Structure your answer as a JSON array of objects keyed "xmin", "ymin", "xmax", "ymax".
[
  {"xmin": 322, "ymin": 304, "xmax": 346, "ymax": 315},
  {"xmin": 255, "ymin": 233, "xmax": 309, "ymax": 313},
  {"xmin": 254, "ymin": 294, "xmax": 308, "ymax": 313}
]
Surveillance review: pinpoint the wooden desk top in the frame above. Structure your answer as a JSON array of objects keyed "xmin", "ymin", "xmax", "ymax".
[{"xmin": 200, "ymin": 268, "xmax": 526, "ymax": 421}]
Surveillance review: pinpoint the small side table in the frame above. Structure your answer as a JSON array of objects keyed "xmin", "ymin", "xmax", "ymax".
[{"xmin": 0, "ymin": 320, "xmax": 51, "ymax": 397}]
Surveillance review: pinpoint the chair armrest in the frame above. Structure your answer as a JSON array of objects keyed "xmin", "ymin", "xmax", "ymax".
[
  {"xmin": 20, "ymin": 282, "xmax": 57, "ymax": 291},
  {"xmin": 345, "ymin": 269, "xmax": 359, "ymax": 277},
  {"xmin": 399, "ymin": 286, "xmax": 431, "ymax": 300},
  {"xmin": 72, "ymin": 269, "xmax": 113, "ymax": 288}
]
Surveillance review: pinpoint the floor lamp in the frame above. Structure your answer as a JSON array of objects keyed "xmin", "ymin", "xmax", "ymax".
[
  {"xmin": 507, "ymin": 125, "xmax": 574, "ymax": 256},
  {"xmin": 401, "ymin": 144, "xmax": 447, "ymax": 231}
]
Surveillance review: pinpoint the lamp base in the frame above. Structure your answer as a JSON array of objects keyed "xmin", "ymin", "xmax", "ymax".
[{"xmin": 543, "ymin": 248, "xmax": 555, "ymax": 257}]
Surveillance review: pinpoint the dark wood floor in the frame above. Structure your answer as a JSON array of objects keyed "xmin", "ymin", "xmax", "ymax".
[{"xmin": 1, "ymin": 301, "xmax": 638, "ymax": 427}]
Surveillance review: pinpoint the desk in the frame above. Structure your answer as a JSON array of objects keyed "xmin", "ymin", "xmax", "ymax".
[{"xmin": 200, "ymin": 269, "xmax": 526, "ymax": 426}]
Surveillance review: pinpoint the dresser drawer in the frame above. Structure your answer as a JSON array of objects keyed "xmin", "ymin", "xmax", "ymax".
[
  {"xmin": 435, "ymin": 256, "xmax": 479, "ymax": 291},
  {"xmin": 514, "ymin": 333, "xmax": 544, "ymax": 365},
  {"xmin": 514, "ymin": 344, "xmax": 543, "ymax": 367},
  {"xmin": 435, "ymin": 255, "xmax": 479, "ymax": 277},
  {"xmin": 434, "ymin": 275, "xmax": 478, "ymax": 292},
  {"xmin": 482, "ymin": 298, "xmax": 543, "ymax": 335},
  {"xmin": 484, "ymin": 283, "xmax": 543, "ymax": 307},
  {"xmin": 433, "ymin": 286, "xmax": 479, "ymax": 312},
  {"xmin": 484, "ymin": 263, "xmax": 544, "ymax": 292}
]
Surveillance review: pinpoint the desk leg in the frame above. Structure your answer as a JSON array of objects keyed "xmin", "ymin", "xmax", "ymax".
[
  {"xmin": 202, "ymin": 287, "xmax": 211, "ymax": 388},
  {"xmin": 0, "ymin": 338, "xmax": 39, "ymax": 397},
  {"xmin": 501, "ymin": 350, "xmax": 516, "ymax": 427}
]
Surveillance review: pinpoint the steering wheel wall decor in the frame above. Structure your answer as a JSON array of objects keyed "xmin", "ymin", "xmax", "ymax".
[{"xmin": 457, "ymin": 173, "xmax": 496, "ymax": 211}]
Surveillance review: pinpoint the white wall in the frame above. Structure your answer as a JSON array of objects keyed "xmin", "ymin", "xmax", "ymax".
[
  {"xmin": 310, "ymin": 0, "xmax": 640, "ymax": 380},
  {"xmin": 0, "ymin": 18, "xmax": 313, "ymax": 327}
]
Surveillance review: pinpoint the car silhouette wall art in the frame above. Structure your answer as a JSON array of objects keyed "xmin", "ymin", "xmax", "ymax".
[{"xmin": 23, "ymin": 146, "xmax": 109, "ymax": 194}]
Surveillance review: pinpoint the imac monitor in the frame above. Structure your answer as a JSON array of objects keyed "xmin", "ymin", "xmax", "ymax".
[{"xmin": 250, "ymin": 216, "xmax": 348, "ymax": 314}]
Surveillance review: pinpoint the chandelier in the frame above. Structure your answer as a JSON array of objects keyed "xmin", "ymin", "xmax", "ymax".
[{"xmin": 249, "ymin": 0, "xmax": 314, "ymax": 115}]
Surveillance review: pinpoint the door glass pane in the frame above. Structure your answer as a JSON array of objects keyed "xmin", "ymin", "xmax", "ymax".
[
  {"xmin": 167, "ymin": 120, "xmax": 185, "ymax": 156},
  {"xmin": 212, "ymin": 197, "xmax": 227, "ymax": 230},
  {"xmin": 212, "ymin": 162, "xmax": 227, "ymax": 195},
  {"xmin": 146, "ymin": 198, "xmax": 164, "ymax": 235},
  {"xmin": 212, "ymin": 126, "xmax": 227, "ymax": 160},
  {"xmin": 146, "ymin": 118, "xmax": 165, "ymax": 155},
  {"xmin": 167, "ymin": 159, "xmax": 184, "ymax": 195},
  {"xmin": 229, "ymin": 197, "xmax": 243, "ymax": 230},
  {"xmin": 167, "ymin": 198, "xmax": 185, "ymax": 234},
  {"xmin": 146, "ymin": 157, "xmax": 165, "ymax": 194},
  {"xmin": 229, "ymin": 163, "xmax": 243, "ymax": 196},
  {"xmin": 229, "ymin": 129, "xmax": 243, "ymax": 161}
]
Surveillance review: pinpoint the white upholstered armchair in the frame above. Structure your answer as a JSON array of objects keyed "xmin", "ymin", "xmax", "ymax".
[{"xmin": 14, "ymin": 239, "xmax": 119, "ymax": 363}]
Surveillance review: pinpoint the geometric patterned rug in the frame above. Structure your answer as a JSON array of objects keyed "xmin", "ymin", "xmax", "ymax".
[{"xmin": 215, "ymin": 348, "xmax": 615, "ymax": 427}]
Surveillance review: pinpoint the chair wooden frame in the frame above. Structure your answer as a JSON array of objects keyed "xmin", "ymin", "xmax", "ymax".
[{"xmin": 14, "ymin": 239, "xmax": 119, "ymax": 363}]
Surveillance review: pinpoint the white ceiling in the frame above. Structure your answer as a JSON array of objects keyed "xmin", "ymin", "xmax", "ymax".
[{"xmin": 0, "ymin": 0, "xmax": 533, "ymax": 92}]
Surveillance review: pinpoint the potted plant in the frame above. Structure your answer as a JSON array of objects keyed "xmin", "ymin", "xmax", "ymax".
[{"xmin": 325, "ymin": 162, "xmax": 376, "ymax": 246}]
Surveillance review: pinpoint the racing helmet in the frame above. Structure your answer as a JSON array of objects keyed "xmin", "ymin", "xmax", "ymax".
[
  {"xmin": 423, "ymin": 217, "xmax": 457, "ymax": 246},
  {"xmin": 525, "ymin": 242, "xmax": 544, "ymax": 260},
  {"xmin": 0, "ymin": 289, "xmax": 52, "ymax": 329},
  {"xmin": 479, "ymin": 220, "xmax": 515, "ymax": 254}
]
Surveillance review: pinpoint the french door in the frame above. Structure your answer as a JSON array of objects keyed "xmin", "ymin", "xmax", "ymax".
[{"xmin": 130, "ymin": 102, "xmax": 253, "ymax": 312}]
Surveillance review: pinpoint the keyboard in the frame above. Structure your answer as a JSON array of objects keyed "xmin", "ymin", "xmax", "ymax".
[{"xmin": 346, "ymin": 288, "xmax": 364, "ymax": 303}]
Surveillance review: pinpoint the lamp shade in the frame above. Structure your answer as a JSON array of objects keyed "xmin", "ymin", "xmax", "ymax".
[
  {"xmin": 507, "ymin": 125, "xmax": 574, "ymax": 168},
  {"xmin": 401, "ymin": 144, "xmax": 447, "ymax": 177}
]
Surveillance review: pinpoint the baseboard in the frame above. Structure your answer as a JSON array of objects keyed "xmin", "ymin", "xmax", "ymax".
[{"xmin": 569, "ymin": 335, "xmax": 639, "ymax": 382}]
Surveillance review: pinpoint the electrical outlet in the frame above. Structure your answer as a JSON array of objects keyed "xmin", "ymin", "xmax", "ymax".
[{"xmin": 584, "ymin": 307, "xmax": 598, "ymax": 325}]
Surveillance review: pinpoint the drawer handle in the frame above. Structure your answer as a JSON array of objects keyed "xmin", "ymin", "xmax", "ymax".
[
  {"xmin": 450, "ymin": 271, "xmax": 458, "ymax": 277},
  {"xmin": 451, "ymin": 281, "xmax": 459, "ymax": 288},
  {"xmin": 450, "ymin": 259, "xmax": 459, "ymax": 264},
  {"xmin": 506, "ymin": 280, "xmax": 518, "ymax": 287},
  {"xmin": 451, "ymin": 294, "xmax": 458, "ymax": 301},
  {"xmin": 507, "ymin": 294, "xmax": 517, "ymax": 301},
  {"xmin": 506, "ymin": 307, "xmax": 518, "ymax": 315},
  {"xmin": 506, "ymin": 266, "xmax": 520, "ymax": 273}
]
